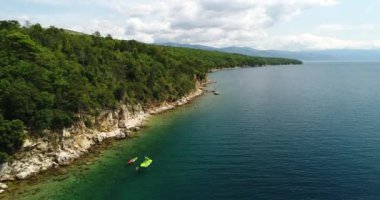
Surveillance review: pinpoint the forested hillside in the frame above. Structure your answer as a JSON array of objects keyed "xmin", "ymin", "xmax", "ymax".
[{"xmin": 0, "ymin": 20, "xmax": 301, "ymax": 162}]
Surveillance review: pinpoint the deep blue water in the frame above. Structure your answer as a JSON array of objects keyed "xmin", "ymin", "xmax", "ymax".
[{"xmin": 7, "ymin": 62, "xmax": 380, "ymax": 200}]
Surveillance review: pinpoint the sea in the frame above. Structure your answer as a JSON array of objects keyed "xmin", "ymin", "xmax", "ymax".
[{"xmin": 4, "ymin": 61, "xmax": 380, "ymax": 200}]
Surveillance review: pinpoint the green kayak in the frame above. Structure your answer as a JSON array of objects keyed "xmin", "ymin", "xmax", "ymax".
[{"xmin": 140, "ymin": 156, "xmax": 153, "ymax": 168}]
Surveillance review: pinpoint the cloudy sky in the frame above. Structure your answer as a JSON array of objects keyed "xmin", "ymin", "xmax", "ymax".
[{"xmin": 2, "ymin": 0, "xmax": 380, "ymax": 50}]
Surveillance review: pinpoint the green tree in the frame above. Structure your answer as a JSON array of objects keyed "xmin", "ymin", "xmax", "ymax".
[{"xmin": 0, "ymin": 116, "xmax": 25, "ymax": 163}]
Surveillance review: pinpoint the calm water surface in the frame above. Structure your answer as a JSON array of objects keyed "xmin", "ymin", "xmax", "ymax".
[{"xmin": 4, "ymin": 62, "xmax": 380, "ymax": 199}]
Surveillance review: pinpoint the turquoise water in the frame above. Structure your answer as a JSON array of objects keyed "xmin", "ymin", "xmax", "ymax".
[{"xmin": 5, "ymin": 62, "xmax": 380, "ymax": 199}]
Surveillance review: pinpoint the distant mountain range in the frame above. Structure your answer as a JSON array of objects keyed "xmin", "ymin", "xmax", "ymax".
[{"xmin": 160, "ymin": 42, "xmax": 380, "ymax": 61}]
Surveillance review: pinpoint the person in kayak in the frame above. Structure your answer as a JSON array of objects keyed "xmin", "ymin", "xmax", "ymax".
[{"xmin": 128, "ymin": 157, "xmax": 138, "ymax": 165}]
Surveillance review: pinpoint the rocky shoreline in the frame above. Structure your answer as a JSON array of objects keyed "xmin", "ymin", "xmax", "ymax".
[{"xmin": 0, "ymin": 82, "xmax": 206, "ymax": 193}]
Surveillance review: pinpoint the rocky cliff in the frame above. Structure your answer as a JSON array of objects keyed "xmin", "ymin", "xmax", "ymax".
[{"xmin": 0, "ymin": 86, "xmax": 204, "ymax": 192}]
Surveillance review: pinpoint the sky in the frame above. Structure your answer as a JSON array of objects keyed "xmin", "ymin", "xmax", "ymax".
[{"xmin": 2, "ymin": 0, "xmax": 380, "ymax": 51}]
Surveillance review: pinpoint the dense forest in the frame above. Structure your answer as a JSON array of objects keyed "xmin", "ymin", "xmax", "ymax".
[{"xmin": 0, "ymin": 20, "xmax": 302, "ymax": 162}]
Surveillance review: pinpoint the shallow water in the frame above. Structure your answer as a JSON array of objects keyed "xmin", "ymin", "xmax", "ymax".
[{"xmin": 5, "ymin": 62, "xmax": 380, "ymax": 199}]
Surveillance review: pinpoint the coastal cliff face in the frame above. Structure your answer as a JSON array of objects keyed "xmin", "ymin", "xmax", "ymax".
[{"xmin": 0, "ymin": 86, "xmax": 204, "ymax": 189}]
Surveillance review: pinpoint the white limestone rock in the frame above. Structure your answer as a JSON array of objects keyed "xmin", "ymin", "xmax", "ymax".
[
  {"xmin": 36, "ymin": 142, "xmax": 49, "ymax": 152},
  {"xmin": 56, "ymin": 151, "xmax": 75, "ymax": 166},
  {"xmin": 0, "ymin": 182, "xmax": 8, "ymax": 189},
  {"xmin": 115, "ymin": 132, "xmax": 126, "ymax": 139}
]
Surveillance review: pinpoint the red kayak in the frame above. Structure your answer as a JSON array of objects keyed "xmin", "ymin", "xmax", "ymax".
[{"xmin": 128, "ymin": 157, "xmax": 138, "ymax": 165}]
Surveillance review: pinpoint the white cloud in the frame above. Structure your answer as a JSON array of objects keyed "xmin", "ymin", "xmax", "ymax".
[
  {"xmin": 314, "ymin": 23, "xmax": 380, "ymax": 40},
  {"xmin": 258, "ymin": 33, "xmax": 380, "ymax": 50},
  {"xmin": 6, "ymin": 0, "xmax": 358, "ymax": 50},
  {"xmin": 109, "ymin": 0, "xmax": 340, "ymax": 48}
]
